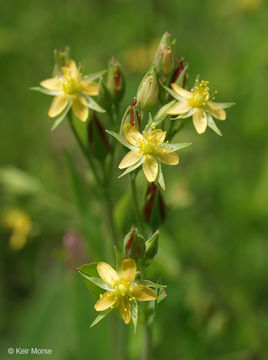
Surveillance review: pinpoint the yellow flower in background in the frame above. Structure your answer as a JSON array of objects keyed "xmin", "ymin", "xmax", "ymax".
[
  {"xmin": 119, "ymin": 124, "xmax": 180, "ymax": 183},
  {"xmin": 94, "ymin": 258, "xmax": 157, "ymax": 324},
  {"xmin": 40, "ymin": 59, "xmax": 99, "ymax": 122},
  {"xmin": 2, "ymin": 209, "xmax": 32, "ymax": 250},
  {"xmin": 166, "ymin": 79, "xmax": 234, "ymax": 135}
]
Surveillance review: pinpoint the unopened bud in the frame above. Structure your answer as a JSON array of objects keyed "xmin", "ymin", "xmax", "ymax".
[
  {"xmin": 143, "ymin": 183, "xmax": 166, "ymax": 231},
  {"xmin": 98, "ymin": 77, "xmax": 113, "ymax": 113},
  {"xmin": 106, "ymin": 57, "xmax": 125, "ymax": 103},
  {"xmin": 144, "ymin": 230, "xmax": 159, "ymax": 265},
  {"xmin": 123, "ymin": 227, "xmax": 145, "ymax": 262},
  {"xmin": 170, "ymin": 58, "xmax": 188, "ymax": 88},
  {"xmin": 137, "ymin": 67, "xmax": 159, "ymax": 111},
  {"xmin": 154, "ymin": 32, "xmax": 175, "ymax": 75},
  {"xmin": 88, "ymin": 113, "xmax": 110, "ymax": 160}
]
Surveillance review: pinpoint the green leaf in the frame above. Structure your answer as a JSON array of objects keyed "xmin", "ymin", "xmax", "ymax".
[
  {"xmin": 131, "ymin": 300, "xmax": 138, "ymax": 333},
  {"xmin": 90, "ymin": 308, "xmax": 112, "ymax": 328},
  {"xmin": 51, "ymin": 104, "xmax": 71, "ymax": 131},
  {"xmin": 207, "ymin": 114, "xmax": 222, "ymax": 136},
  {"xmin": 86, "ymin": 96, "xmax": 106, "ymax": 113},
  {"xmin": 106, "ymin": 130, "xmax": 132, "ymax": 149},
  {"xmin": 114, "ymin": 246, "xmax": 123, "ymax": 272}
]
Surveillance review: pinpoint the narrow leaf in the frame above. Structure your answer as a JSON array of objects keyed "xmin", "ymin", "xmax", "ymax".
[
  {"xmin": 90, "ymin": 309, "xmax": 112, "ymax": 328},
  {"xmin": 207, "ymin": 114, "xmax": 222, "ymax": 136}
]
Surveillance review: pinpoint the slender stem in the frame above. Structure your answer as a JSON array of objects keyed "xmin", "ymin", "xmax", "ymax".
[
  {"xmin": 130, "ymin": 173, "xmax": 145, "ymax": 235},
  {"xmin": 141, "ymin": 324, "xmax": 152, "ymax": 360}
]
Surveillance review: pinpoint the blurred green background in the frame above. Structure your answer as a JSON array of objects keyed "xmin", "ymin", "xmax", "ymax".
[{"xmin": 1, "ymin": 0, "xmax": 268, "ymax": 359}]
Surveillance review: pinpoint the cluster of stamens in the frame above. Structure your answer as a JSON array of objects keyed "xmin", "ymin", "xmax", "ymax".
[
  {"xmin": 61, "ymin": 67, "xmax": 81, "ymax": 95},
  {"xmin": 137, "ymin": 126, "xmax": 167, "ymax": 155},
  {"xmin": 189, "ymin": 79, "xmax": 218, "ymax": 108}
]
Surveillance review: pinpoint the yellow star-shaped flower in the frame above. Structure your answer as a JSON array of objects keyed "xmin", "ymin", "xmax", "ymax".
[
  {"xmin": 166, "ymin": 79, "xmax": 234, "ymax": 135},
  {"xmin": 94, "ymin": 259, "xmax": 157, "ymax": 324},
  {"xmin": 40, "ymin": 59, "xmax": 99, "ymax": 122},
  {"xmin": 118, "ymin": 124, "xmax": 180, "ymax": 184}
]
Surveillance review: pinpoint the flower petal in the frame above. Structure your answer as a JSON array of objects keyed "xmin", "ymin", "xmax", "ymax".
[
  {"xmin": 117, "ymin": 297, "xmax": 131, "ymax": 324},
  {"xmin": 40, "ymin": 78, "xmax": 62, "ymax": 91},
  {"xmin": 71, "ymin": 95, "xmax": 89, "ymax": 122},
  {"xmin": 94, "ymin": 291, "xmax": 116, "ymax": 311},
  {"xmin": 97, "ymin": 262, "xmax": 120, "ymax": 287},
  {"xmin": 148, "ymin": 129, "xmax": 166, "ymax": 146},
  {"xmin": 120, "ymin": 259, "xmax": 136, "ymax": 283},
  {"xmin": 166, "ymin": 101, "xmax": 192, "ymax": 115},
  {"xmin": 170, "ymin": 83, "xmax": 192, "ymax": 99},
  {"xmin": 205, "ymin": 102, "xmax": 226, "ymax": 120},
  {"xmin": 193, "ymin": 108, "xmax": 207, "ymax": 134},
  {"xmin": 129, "ymin": 285, "xmax": 157, "ymax": 301},
  {"xmin": 65, "ymin": 59, "xmax": 79, "ymax": 78},
  {"xmin": 119, "ymin": 150, "xmax": 143, "ymax": 169},
  {"xmin": 155, "ymin": 149, "xmax": 179, "ymax": 165},
  {"xmin": 79, "ymin": 81, "xmax": 99, "ymax": 96},
  {"xmin": 48, "ymin": 94, "xmax": 69, "ymax": 118},
  {"xmin": 142, "ymin": 155, "xmax": 158, "ymax": 182},
  {"xmin": 123, "ymin": 124, "xmax": 143, "ymax": 146}
]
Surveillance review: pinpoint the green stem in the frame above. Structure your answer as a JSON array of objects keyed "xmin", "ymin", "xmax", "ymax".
[
  {"xmin": 141, "ymin": 324, "xmax": 152, "ymax": 360},
  {"xmin": 130, "ymin": 173, "xmax": 145, "ymax": 235}
]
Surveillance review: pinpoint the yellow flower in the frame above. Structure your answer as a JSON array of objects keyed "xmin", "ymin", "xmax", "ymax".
[
  {"xmin": 40, "ymin": 59, "xmax": 99, "ymax": 122},
  {"xmin": 118, "ymin": 124, "xmax": 182, "ymax": 184},
  {"xmin": 94, "ymin": 258, "xmax": 157, "ymax": 324},
  {"xmin": 2, "ymin": 209, "xmax": 32, "ymax": 250},
  {"xmin": 166, "ymin": 79, "xmax": 234, "ymax": 135}
]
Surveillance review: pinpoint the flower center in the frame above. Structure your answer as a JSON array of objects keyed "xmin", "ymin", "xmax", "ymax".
[
  {"xmin": 189, "ymin": 80, "xmax": 210, "ymax": 108},
  {"xmin": 62, "ymin": 68, "xmax": 80, "ymax": 95},
  {"xmin": 138, "ymin": 131, "xmax": 160, "ymax": 155},
  {"xmin": 114, "ymin": 280, "xmax": 130, "ymax": 297}
]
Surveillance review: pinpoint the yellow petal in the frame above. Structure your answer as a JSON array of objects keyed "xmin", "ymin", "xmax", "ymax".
[
  {"xmin": 71, "ymin": 95, "xmax": 89, "ymax": 122},
  {"xmin": 166, "ymin": 101, "xmax": 192, "ymax": 115},
  {"xmin": 142, "ymin": 155, "xmax": 158, "ymax": 182},
  {"xmin": 48, "ymin": 94, "xmax": 69, "ymax": 118},
  {"xmin": 79, "ymin": 81, "xmax": 99, "ymax": 96},
  {"xmin": 123, "ymin": 124, "xmax": 143, "ymax": 146},
  {"xmin": 117, "ymin": 297, "xmax": 131, "ymax": 324},
  {"xmin": 94, "ymin": 291, "xmax": 116, "ymax": 311},
  {"xmin": 155, "ymin": 149, "xmax": 179, "ymax": 165},
  {"xmin": 148, "ymin": 129, "xmax": 166, "ymax": 146},
  {"xmin": 118, "ymin": 150, "xmax": 142, "ymax": 169},
  {"xmin": 129, "ymin": 285, "xmax": 157, "ymax": 301},
  {"xmin": 97, "ymin": 262, "xmax": 120, "ymax": 287},
  {"xmin": 120, "ymin": 259, "xmax": 136, "ymax": 283},
  {"xmin": 65, "ymin": 59, "xmax": 79, "ymax": 78},
  {"xmin": 205, "ymin": 103, "xmax": 226, "ymax": 120},
  {"xmin": 193, "ymin": 108, "xmax": 207, "ymax": 134},
  {"xmin": 171, "ymin": 83, "xmax": 192, "ymax": 99},
  {"xmin": 40, "ymin": 78, "xmax": 62, "ymax": 91}
]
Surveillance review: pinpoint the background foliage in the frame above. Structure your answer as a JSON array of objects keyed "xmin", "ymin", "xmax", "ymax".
[{"xmin": 1, "ymin": 0, "xmax": 268, "ymax": 359}]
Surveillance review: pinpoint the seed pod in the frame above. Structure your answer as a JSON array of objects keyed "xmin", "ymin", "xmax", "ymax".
[
  {"xmin": 123, "ymin": 227, "xmax": 145, "ymax": 262},
  {"xmin": 106, "ymin": 57, "xmax": 125, "ymax": 103},
  {"xmin": 154, "ymin": 32, "xmax": 175, "ymax": 75},
  {"xmin": 144, "ymin": 230, "xmax": 159, "ymax": 266},
  {"xmin": 137, "ymin": 67, "xmax": 159, "ymax": 111}
]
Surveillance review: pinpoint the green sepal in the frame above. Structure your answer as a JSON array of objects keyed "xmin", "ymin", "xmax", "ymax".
[
  {"xmin": 114, "ymin": 246, "xmax": 123, "ymax": 272},
  {"xmin": 90, "ymin": 308, "xmax": 112, "ymax": 328},
  {"xmin": 105, "ymin": 130, "xmax": 132, "ymax": 149},
  {"xmin": 156, "ymin": 162, "xmax": 165, "ymax": 191},
  {"xmin": 174, "ymin": 63, "xmax": 188, "ymax": 87},
  {"xmin": 86, "ymin": 69, "xmax": 107, "ymax": 82},
  {"xmin": 86, "ymin": 96, "xmax": 106, "ymax": 113},
  {"xmin": 160, "ymin": 82, "xmax": 182, "ymax": 101},
  {"xmin": 208, "ymin": 101, "xmax": 235, "ymax": 109},
  {"xmin": 144, "ymin": 230, "xmax": 159, "ymax": 266},
  {"xmin": 131, "ymin": 300, "xmax": 138, "ymax": 334},
  {"xmin": 30, "ymin": 86, "xmax": 58, "ymax": 96},
  {"xmin": 207, "ymin": 114, "xmax": 222, "ymax": 136},
  {"xmin": 164, "ymin": 142, "xmax": 192, "ymax": 152},
  {"xmin": 142, "ymin": 280, "xmax": 167, "ymax": 289},
  {"xmin": 118, "ymin": 159, "xmax": 143, "ymax": 179},
  {"xmin": 152, "ymin": 100, "xmax": 176, "ymax": 126},
  {"xmin": 51, "ymin": 104, "xmax": 71, "ymax": 130},
  {"xmin": 77, "ymin": 263, "xmax": 111, "ymax": 296}
]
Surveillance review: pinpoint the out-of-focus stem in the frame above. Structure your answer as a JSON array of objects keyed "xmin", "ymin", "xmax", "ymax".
[
  {"xmin": 141, "ymin": 324, "xmax": 152, "ymax": 360},
  {"xmin": 130, "ymin": 173, "xmax": 145, "ymax": 236}
]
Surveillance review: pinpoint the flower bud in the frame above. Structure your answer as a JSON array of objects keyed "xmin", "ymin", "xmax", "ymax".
[
  {"xmin": 137, "ymin": 67, "xmax": 159, "ymax": 111},
  {"xmin": 143, "ymin": 183, "xmax": 166, "ymax": 231},
  {"xmin": 88, "ymin": 113, "xmax": 110, "ymax": 160},
  {"xmin": 154, "ymin": 32, "xmax": 175, "ymax": 75},
  {"xmin": 170, "ymin": 58, "xmax": 188, "ymax": 88},
  {"xmin": 123, "ymin": 227, "xmax": 145, "ymax": 262},
  {"xmin": 120, "ymin": 97, "xmax": 142, "ymax": 131},
  {"xmin": 144, "ymin": 230, "xmax": 159, "ymax": 266},
  {"xmin": 98, "ymin": 76, "xmax": 113, "ymax": 114},
  {"xmin": 106, "ymin": 57, "xmax": 125, "ymax": 103}
]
